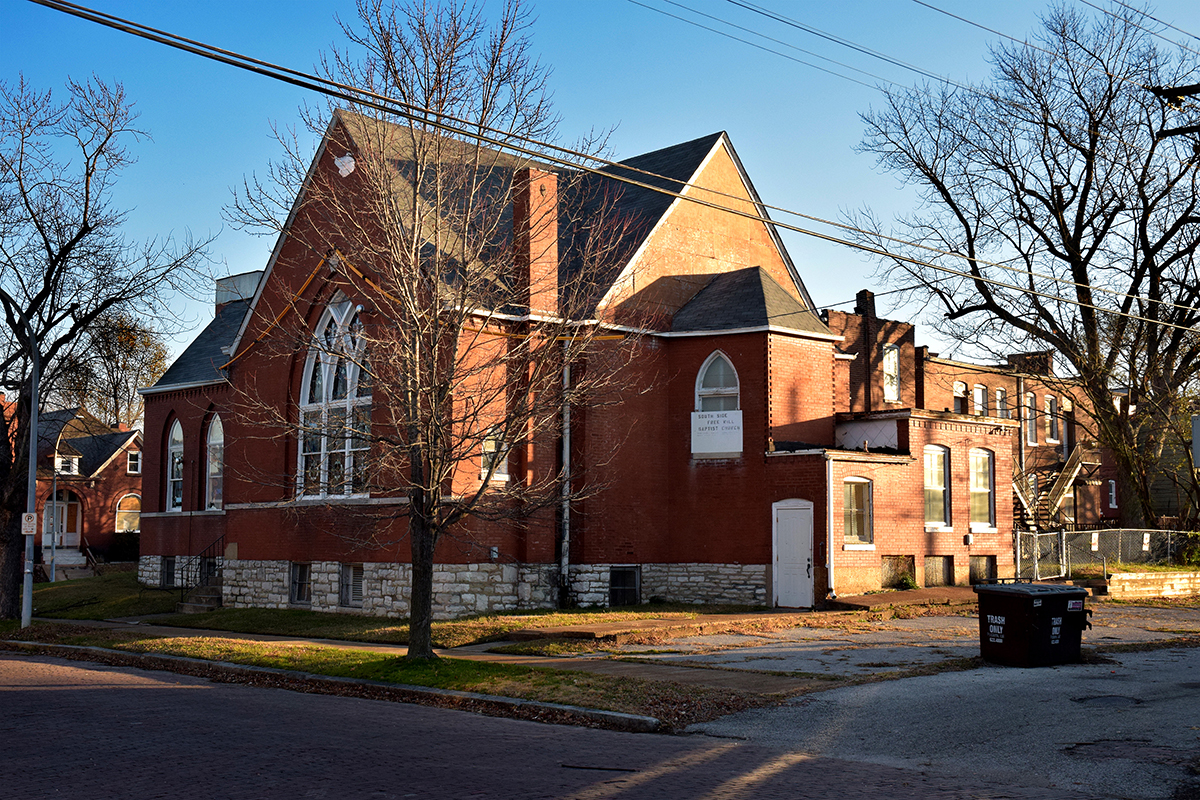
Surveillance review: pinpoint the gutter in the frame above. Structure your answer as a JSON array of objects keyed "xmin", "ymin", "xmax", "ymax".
[{"xmin": 826, "ymin": 454, "xmax": 836, "ymax": 600}]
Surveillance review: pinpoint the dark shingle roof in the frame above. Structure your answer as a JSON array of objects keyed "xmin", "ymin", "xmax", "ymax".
[
  {"xmin": 63, "ymin": 431, "xmax": 137, "ymax": 476},
  {"xmin": 672, "ymin": 267, "xmax": 831, "ymax": 336},
  {"xmin": 154, "ymin": 300, "xmax": 251, "ymax": 390}
]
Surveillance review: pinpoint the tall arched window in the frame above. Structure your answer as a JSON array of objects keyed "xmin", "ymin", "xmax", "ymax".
[
  {"xmin": 299, "ymin": 301, "xmax": 372, "ymax": 498},
  {"xmin": 206, "ymin": 415, "xmax": 224, "ymax": 511},
  {"xmin": 116, "ymin": 494, "xmax": 141, "ymax": 533},
  {"xmin": 166, "ymin": 421, "xmax": 184, "ymax": 512},
  {"xmin": 696, "ymin": 352, "xmax": 739, "ymax": 411}
]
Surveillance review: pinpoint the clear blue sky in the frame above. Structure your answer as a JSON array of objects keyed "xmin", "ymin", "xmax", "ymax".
[{"xmin": 8, "ymin": 0, "xmax": 1200, "ymax": 356}]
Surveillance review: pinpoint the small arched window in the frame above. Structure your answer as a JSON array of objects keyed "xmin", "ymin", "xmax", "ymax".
[
  {"xmin": 206, "ymin": 415, "xmax": 224, "ymax": 511},
  {"xmin": 166, "ymin": 421, "xmax": 184, "ymax": 512},
  {"xmin": 696, "ymin": 352, "xmax": 739, "ymax": 411},
  {"xmin": 116, "ymin": 494, "xmax": 141, "ymax": 533},
  {"xmin": 299, "ymin": 301, "xmax": 372, "ymax": 497}
]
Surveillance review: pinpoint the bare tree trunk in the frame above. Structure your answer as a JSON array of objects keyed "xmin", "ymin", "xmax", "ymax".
[{"xmin": 407, "ymin": 507, "xmax": 437, "ymax": 660}]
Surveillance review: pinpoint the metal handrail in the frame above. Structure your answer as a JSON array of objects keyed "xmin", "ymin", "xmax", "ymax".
[{"xmin": 179, "ymin": 534, "xmax": 226, "ymax": 601}]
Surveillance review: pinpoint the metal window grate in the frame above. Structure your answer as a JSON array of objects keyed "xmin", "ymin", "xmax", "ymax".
[{"xmin": 609, "ymin": 566, "xmax": 640, "ymax": 607}]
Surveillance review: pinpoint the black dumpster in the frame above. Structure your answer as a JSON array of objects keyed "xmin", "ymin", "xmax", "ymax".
[{"xmin": 974, "ymin": 583, "xmax": 1092, "ymax": 667}]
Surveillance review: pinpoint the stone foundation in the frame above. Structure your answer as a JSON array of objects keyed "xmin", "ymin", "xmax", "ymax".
[
  {"xmin": 569, "ymin": 563, "xmax": 767, "ymax": 606},
  {"xmin": 222, "ymin": 559, "xmax": 558, "ymax": 619},
  {"xmin": 139, "ymin": 556, "xmax": 769, "ymax": 617}
]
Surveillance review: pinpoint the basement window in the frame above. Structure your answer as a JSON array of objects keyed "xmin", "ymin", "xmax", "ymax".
[
  {"xmin": 609, "ymin": 566, "xmax": 640, "ymax": 607},
  {"xmin": 339, "ymin": 563, "xmax": 364, "ymax": 608},
  {"xmin": 290, "ymin": 563, "xmax": 312, "ymax": 605}
]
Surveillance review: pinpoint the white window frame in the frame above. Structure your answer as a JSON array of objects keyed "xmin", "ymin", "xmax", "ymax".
[
  {"xmin": 995, "ymin": 388, "xmax": 1008, "ymax": 419},
  {"xmin": 843, "ymin": 477, "xmax": 873, "ymax": 545},
  {"xmin": 972, "ymin": 384, "xmax": 988, "ymax": 416},
  {"xmin": 952, "ymin": 382, "xmax": 967, "ymax": 414},
  {"xmin": 695, "ymin": 351, "xmax": 739, "ymax": 412},
  {"xmin": 1045, "ymin": 396, "xmax": 1060, "ymax": 443},
  {"xmin": 115, "ymin": 493, "xmax": 141, "ymax": 534},
  {"xmin": 1024, "ymin": 393, "xmax": 1037, "ymax": 446},
  {"xmin": 298, "ymin": 302, "xmax": 372, "ymax": 499},
  {"xmin": 166, "ymin": 421, "xmax": 184, "ymax": 512},
  {"xmin": 882, "ymin": 344, "xmax": 900, "ymax": 403},
  {"xmin": 924, "ymin": 445, "xmax": 951, "ymax": 529},
  {"xmin": 481, "ymin": 426, "xmax": 510, "ymax": 482},
  {"xmin": 969, "ymin": 448, "xmax": 996, "ymax": 531},
  {"xmin": 206, "ymin": 415, "xmax": 224, "ymax": 511},
  {"xmin": 1109, "ymin": 479, "xmax": 1118, "ymax": 509},
  {"xmin": 126, "ymin": 451, "xmax": 142, "ymax": 475}
]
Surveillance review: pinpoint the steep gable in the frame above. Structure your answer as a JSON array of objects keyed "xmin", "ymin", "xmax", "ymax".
[{"xmin": 595, "ymin": 133, "xmax": 814, "ymax": 328}]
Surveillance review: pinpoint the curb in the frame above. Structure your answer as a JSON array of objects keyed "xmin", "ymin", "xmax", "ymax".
[{"xmin": 0, "ymin": 640, "xmax": 661, "ymax": 733}]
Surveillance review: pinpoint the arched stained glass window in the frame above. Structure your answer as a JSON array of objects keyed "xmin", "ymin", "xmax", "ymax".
[
  {"xmin": 298, "ymin": 302, "xmax": 372, "ymax": 498},
  {"xmin": 206, "ymin": 415, "xmax": 224, "ymax": 511}
]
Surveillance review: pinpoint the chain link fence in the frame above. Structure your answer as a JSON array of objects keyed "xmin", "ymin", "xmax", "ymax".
[{"xmin": 1016, "ymin": 528, "xmax": 1197, "ymax": 580}]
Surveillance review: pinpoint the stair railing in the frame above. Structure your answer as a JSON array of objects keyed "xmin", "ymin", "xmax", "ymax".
[{"xmin": 179, "ymin": 534, "xmax": 226, "ymax": 602}]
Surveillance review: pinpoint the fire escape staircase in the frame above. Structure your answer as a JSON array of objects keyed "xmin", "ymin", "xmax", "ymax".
[{"xmin": 1014, "ymin": 445, "xmax": 1101, "ymax": 530}]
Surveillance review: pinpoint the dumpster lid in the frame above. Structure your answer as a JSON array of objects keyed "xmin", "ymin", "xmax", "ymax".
[{"xmin": 973, "ymin": 582, "xmax": 1089, "ymax": 598}]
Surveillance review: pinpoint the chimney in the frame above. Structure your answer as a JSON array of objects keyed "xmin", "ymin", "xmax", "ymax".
[
  {"xmin": 215, "ymin": 270, "xmax": 263, "ymax": 315},
  {"xmin": 513, "ymin": 168, "xmax": 558, "ymax": 317},
  {"xmin": 854, "ymin": 289, "xmax": 876, "ymax": 320}
]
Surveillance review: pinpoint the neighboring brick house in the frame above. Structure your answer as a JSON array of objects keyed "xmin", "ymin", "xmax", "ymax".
[
  {"xmin": 35, "ymin": 408, "xmax": 143, "ymax": 566},
  {"xmin": 141, "ymin": 113, "xmax": 1092, "ymax": 615}
]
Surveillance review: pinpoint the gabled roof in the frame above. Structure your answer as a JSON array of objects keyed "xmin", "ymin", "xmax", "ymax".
[
  {"xmin": 149, "ymin": 299, "xmax": 251, "ymax": 392},
  {"xmin": 36, "ymin": 407, "xmax": 141, "ymax": 478},
  {"xmin": 672, "ymin": 267, "xmax": 831, "ymax": 337}
]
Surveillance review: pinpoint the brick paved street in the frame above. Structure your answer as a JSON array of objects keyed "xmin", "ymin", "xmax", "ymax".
[{"xmin": 3, "ymin": 653, "xmax": 1098, "ymax": 800}]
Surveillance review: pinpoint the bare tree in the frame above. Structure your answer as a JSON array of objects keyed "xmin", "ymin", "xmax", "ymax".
[
  {"xmin": 852, "ymin": 3, "xmax": 1200, "ymax": 526},
  {"xmin": 231, "ymin": 0, "xmax": 637, "ymax": 658},
  {"xmin": 55, "ymin": 311, "xmax": 170, "ymax": 429},
  {"xmin": 0, "ymin": 76, "xmax": 208, "ymax": 618}
]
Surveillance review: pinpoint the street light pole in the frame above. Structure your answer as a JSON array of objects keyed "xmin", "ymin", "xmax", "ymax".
[{"xmin": 20, "ymin": 315, "xmax": 39, "ymax": 629}]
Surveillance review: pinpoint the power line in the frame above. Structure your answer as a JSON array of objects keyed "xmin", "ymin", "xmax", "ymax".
[{"xmin": 25, "ymin": 0, "xmax": 1200, "ymax": 336}]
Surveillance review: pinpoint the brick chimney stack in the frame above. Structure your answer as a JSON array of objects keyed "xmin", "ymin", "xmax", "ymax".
[{"xmin": 513, "ymin": 168, "xmax": 558, "ymax": 317}]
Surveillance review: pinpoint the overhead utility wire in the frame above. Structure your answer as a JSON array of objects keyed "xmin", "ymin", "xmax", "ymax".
[
  {"xmin": 624, "ymin": 0, "xmax": 884, "ymax": 90},
  {"xmin": 1109, "ymin": 0, "xmax": 1200, "ymax": 47},
  {"xmin": 28, "ymin": 0, "xmax": 1200, "ymax": 335},
  {"xmin": 621, "ymin": 2, "xmax": 1200, "ymax": 318},
  {"xmin": 1077, "ymin": 0, "xmax": 1200, "ymax": 60}
]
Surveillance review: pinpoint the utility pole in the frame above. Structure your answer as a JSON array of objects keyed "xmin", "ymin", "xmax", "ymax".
[
  {"xmin": 1150, "ymin": 83, "xmax": 1200, "ymax": 139},
  {"xmin": 20, "ymin": 313, "xmax": 39, "ymax": 629}
]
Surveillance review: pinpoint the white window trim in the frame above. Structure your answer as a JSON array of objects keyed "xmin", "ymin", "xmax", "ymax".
[
  {"xmin": 1045, "ymin": 396, "xmax": 1060, "ymax": 443},
  {"xmin": 882, "ymin": 344, "xmax": 900, "ymax": 403},
  {"xmin": 481, "ymin": 427, "xmax": 510, "ymax": 483},
  {"xmin": 126, "ymin": 451, "xmax": 142, "ymax": 475},
  {"xmin": 297, "ymin": 302, "xmax": 372, "ymax": 500},
  {"xmin": 969, "ymin": 448, "xmax": 996, "ymax": 531},
  {"xmin": 1024, "ymin": 393, "xmax": 1038, "ymax": 446},
  {"xmin": 972, "ymin": 384, "xmax": 988, "ymax": 416},
  {"xmin": 995, "ymin": 388, "xmax": 1008, "ymax": 419},
  {"xmin": 206, "ymin": 415, "xmax": 224, "ymax": 511},
  {"xmin": 166, "ymin": 421, "xmax": 184, "ymax": 512},
  {"xmin": 924, "ymin": 445, "xmax": 951, "ymax": 528},
  {"xmin": 695, "ymin": 351, "xmax": 740, "ymax": 412},
  {"xmin": 843, "ymin": 476, "xmax": 873, "ymax": 545},
  {"xmin": 115, "ymin": 493, "xmax": 141, "ymax": 534},
  {"xmin": 1108, "ymin": 479, "xmax": 1118, "ymax": 509}
]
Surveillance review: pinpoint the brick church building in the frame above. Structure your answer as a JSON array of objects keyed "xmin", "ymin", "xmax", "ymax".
[{"xmin": 139, "ymin": 113, "xmax": 1118, "ymax": 616}]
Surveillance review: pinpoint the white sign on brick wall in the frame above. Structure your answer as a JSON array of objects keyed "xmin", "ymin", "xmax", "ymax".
[{"xmin": 691, "ymin": 410, "xmax": 742, "ymax": 457}]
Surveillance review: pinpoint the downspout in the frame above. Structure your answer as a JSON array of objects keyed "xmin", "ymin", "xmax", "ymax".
[
  {"xmin": 558, "ymin": 346, "xmax": 571, "ymax": 607},
  {"xmin": 826, "ymin": 453, "xmax": 836, "ymax": 600}
]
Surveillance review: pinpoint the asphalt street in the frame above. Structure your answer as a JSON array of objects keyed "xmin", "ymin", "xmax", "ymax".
[{"xmin": 4, "ymin": 645, "xmax": 1198, "ymax": 800}]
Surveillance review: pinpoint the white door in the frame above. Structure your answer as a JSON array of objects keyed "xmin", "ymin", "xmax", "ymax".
[{"xmin": 773, "ymin": 499, "xmax": 814, "ymax": 608}]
